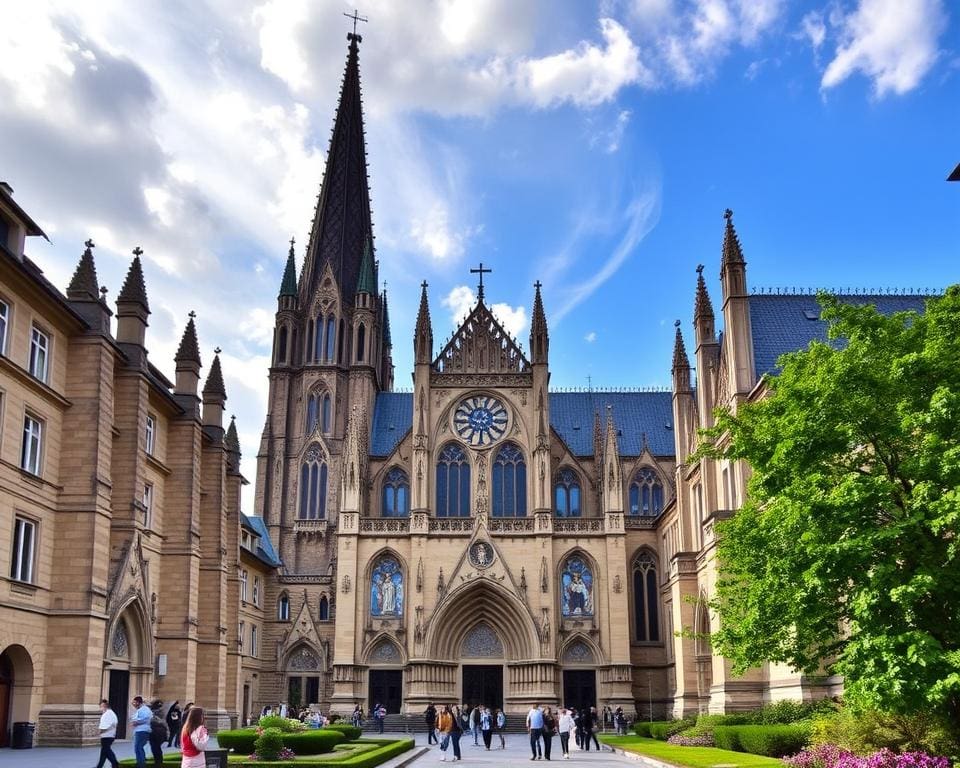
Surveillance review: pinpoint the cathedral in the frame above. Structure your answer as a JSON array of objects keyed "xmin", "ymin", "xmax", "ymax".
[{"xmin": 0, "ymin": 32, "xmax": 933, "ymax": 747}]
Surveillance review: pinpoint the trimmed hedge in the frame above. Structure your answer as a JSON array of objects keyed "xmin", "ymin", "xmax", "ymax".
[
  {"xmin": 283, "ymin": 729, "xmax": 346, "ymax": 754},
  {"xmin": 216, "ymin": 728, "xmax": 259, "ymax": 753},
  {"xmin": 633, "ymin": 721, "xmax": 653, "ymax": 737},
  {"xmin": 713, "ymin": 724, "xmax": 811, "ymax": 757},
  {"xmin": 324, "ymin": 723, "xmax": 362, "ymax": 741},
  {"xmin": 696, "ymin": 713, "xmax": 754, "ymax": 727},
  {"xmin": 234, "ymin": 737, "xmax": 414, "ymax": 767},
  {"xmin": 649, "ymin": 719, "xmax": 696, "ymax": 740}
]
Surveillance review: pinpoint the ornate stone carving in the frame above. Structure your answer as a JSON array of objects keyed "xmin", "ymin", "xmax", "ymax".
[
  {"xmin": 437, "ymin": 568, "xmax": 446, "ymax": 596},
  {"xmin": 341, "ymin": 575, "xmax": 351, "ymax": 594},
  {"xmin": 540, "ymin": 557, "xmax": 548, "ymax": 593},
  {"xmin": 563, "ymin": 640, "xmax": 595, "ymax": 664},
  {"xmin": 468, "ymin": 541, "xmax": 494, "ymax": 569},
  {"xmin": 416, "ymin": 558, "xmax": 423, "ymax": 592},
  {"xmin": 111, "ymin": 620, "xmax": 128, "ymax": 658},
  {"xmin": 613, "ymin": 574, "xmax": 623, "ymax": 594},
  {"xmin": 539, "ymin": 608, "xmax": 551, "ymax": 645},
  {"xmin": 460, "ymin": 622, "xmax": 504, "ymax": 658},
  {"xmin": 370, "ymin": 640, "xmax": 401, "ymax": 663},
  {"xmin": 288, "ymin": 646, "xmax": 321, "ymax": 671}
]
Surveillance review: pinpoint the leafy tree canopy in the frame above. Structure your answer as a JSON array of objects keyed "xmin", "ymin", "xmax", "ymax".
[{"xmin": 697, "ymin": 287, "xmax": 960, "ymax": 730}]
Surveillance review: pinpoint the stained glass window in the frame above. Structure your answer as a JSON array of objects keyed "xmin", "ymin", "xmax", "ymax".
[
  {"xmin": 382, "ymin": 467, "xmax": 410, "ymax": 517},
  {"xmin": 629, "ymin": 467, "xmax": 664, "ymax": 517},
  {"xmin": 299, "ymin": 444, "xmax": 328, "ymax": 519},
  {"xmin": 436, "ymin": 443, "xmax": 470, "ymax": 518},
  {"xmin": 492, "ymin": 443, "xmax": 526, "ymax": 517},
  {"xmin": 633, "ymin": 550, "xmax": 660, "ymax": 642},
  {"xmin": 554, "ymin": 468, "xmax": 581, "ymax": 517}
]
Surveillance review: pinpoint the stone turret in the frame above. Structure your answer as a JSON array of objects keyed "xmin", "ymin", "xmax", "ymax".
[
  {"xmin": 66, "ymin": 239, "xmax": 111, "ymax": 332},
  {"xmin": 719, "ymin": 209, "xmax": 756, "ymax": 400},
  {"xmin": 202, "ymin": 349, "xmax": 227, "ymax": 433},
  {"xmin": 174, "ymin": 314, "xmax": 202, "ymax": 399},
  {"xmin": 116, "ymin": 250, "xmax": 150, "ymax": 352}
]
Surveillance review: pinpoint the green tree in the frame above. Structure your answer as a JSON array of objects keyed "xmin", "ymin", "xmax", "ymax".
[{"xmin": 697, "ymin": 288, "xmax": 960, "ymax": 739}]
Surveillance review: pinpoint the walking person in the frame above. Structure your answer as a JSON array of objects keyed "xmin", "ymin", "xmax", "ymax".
[
  {"xmin": 130, "ymin": 696, "xmax": 152, "ymax": 768},
  {"xmin": 179, "ymin": 705, "xmax": 210, "ymax": 768},
  {"xmin": 542, "ymin": 706, "xmax": 557, "ymax": 761},
  {"xmin": 450, "ymin": 705, "xmax": 463, "ymax": 761},
  {"xmin": 527, "ymin": 702, "xmax": 544, "ymax": 761},
  {"xmin": 166, "ymin": 701, "xmax": 182, "ymax": 748},
  {"xmin": 438, "ymin": 704, "xmax": 453, "ymax": 762},
  {"xmin": 572, "ymin": 708, "xmax": 582, "ymax": 749},
  {"xmin": 584, "ymin": 706, "xmax": 601, "ymax": 751},
  {"xmin": 558, "ymin": 707, "xmax": 573, "ymax": 760},
  {"xmin": 149, "ymin": 699, "xmax": 168, "ymax": 767},
  {"xmin": 469, "ymin": 704, "xmax": 479, "ymax": 746},
  {"xmin": 495, "ymin": 708, "xmax": 506, "ymax": 749},
  {"xmin": 425, "ymin": 702, "xmax": 438, "ymax": 745},
  {"xmin": 480, "ymin": 706, "xmax": 493, "ymax": 750},
  {"xmin": 95, "ymin": 699, "xmax": 119, "ymax": 768}
]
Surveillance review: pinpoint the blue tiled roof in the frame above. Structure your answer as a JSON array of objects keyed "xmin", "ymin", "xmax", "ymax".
[
  {"xmin": 749, "ymin": 294, "xmax": 929, "ymax": 376},
  {"xmin": 550, "ymin": 392, "xmax": 675, "ymax": 457},
  {"xmin": 370, "ymin": 390, "xmax": 675, "ymax": 458},
  {"xmin": 243, "ymin": 514, "xmax": 282, "ymax": 567}
]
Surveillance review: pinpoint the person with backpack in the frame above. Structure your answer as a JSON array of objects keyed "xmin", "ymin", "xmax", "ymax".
[
  {"xmin": 165, "ymin": 701, "xmax": 182, "ymax": 748},
  {"xmin": 480, "ymin": 706, "xmax": 493, "ymax": 749},
  {"xmin": 148, "ymin": 699, "xmax": 168, "ymax": 767},
  {"xmin": 425, "ymin": 702, "xmax": 438, "ymax": 745},
  {"xmin": 373, "ymin": 702, "xmax": 386, "ymax": 734}
]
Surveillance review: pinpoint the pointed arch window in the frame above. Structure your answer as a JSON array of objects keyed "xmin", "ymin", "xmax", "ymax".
[
  {"xmin": 306, "ymin": 394, "xmax": 319, "ymax": 434},
  {"xmin": 321, "ymin": 394, "xmax": 332, "ymax": 434},
  {"xmin": 277, "ymin": 326, "xmax": 288, "ymax": 364},
  {"xmin": 298, "ymin": 444, "xmax": 328, "ymax": 519},
  {"xmin": 629, "ymin": 467, "xmax": 664, "ymax": 517},
  {"xmin": 278, "ymin": 593, "xmax": 290, "ymax": 622},
  {"xmin": 436, "ymin": 443, "xmax": 470, "ymax": 518},
  {"xmin": 325, "ymin": 315, "xmax": 336, "ymax": 361},
  {"xmin": 313, "ymin": 315, "xmax": 323, "ymax": 361},
  {"xmin": 632, "ymin": 550, "xmax": 660, "ymax": 642},
  {"xmin": 338, "ymin": 319, "xmax": 345, "ymax": 365},
  {"xmin": 554, "ymin": 468, "xmax": 581, "ymax": 517},
  {"xmin": 382, "ymin": 467, "xmax": 410, "ymax": 517},
  {"xmin": 318, "ymin": 594, "xmax": 330, "ymax": 621},
  {"xmin": 306, "ymin": 319, "xmax": 314, "ymax": 362},
  {"xmin": 356, "ymin": 323, "xmax": 366, "ymax": 362},
  {"xmin": 492, "ymin": 443, "xmax": 526, "ymax": 517}
]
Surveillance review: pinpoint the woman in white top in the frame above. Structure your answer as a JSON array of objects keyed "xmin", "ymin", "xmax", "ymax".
[
  {"xmin": 179, "ymin": 706, "xmax": 210, "ymax": 768},
  {"xmin": 558, "ymin": 708, "xmax": 575, "ymax": 758}
]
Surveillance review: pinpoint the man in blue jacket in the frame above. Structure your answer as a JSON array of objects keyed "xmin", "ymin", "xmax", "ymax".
[{"xmin": 130, "ymin": 695, "xmax": 152, "ymax": 768}]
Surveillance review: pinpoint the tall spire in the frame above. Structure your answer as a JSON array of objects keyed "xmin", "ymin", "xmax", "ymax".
[
  {"xmin": 67, "ymin": 239, "xmax": 100, "ymax": 301},
  {"xmin": 381, "ymin": 286, "xmax": 392, "ymax": 347},
  {"xmin": 693, "ymin": 264, "xmax": 714, "ymax": 321},
  {"xmin": 720, "ymin": 208, "xmax": 745, "ymax": 267},
  {"xmin": 529, "ymin": 280, "xmax": 548, "ymax": 365},
  {"xmin": 356, "ymin": 235, "xmax": 376, "ymax": 295},
  {"xmin": 279, "ymin": 237, "xmax": 298, "ymax": 298},
  {"xmin": 203, "ymin": 350, "xmax": 227, "ymax": 400},
  {"xmin": 414, "ymin": 280, "xmax": 433, "ymax": 365},
  {"xmin": 303, "ymin": 33, "xmax": 373, "ymax": 303},
  {"xmin": 672, "ymin": 320, "xmax": 689, "ymax": 371}
]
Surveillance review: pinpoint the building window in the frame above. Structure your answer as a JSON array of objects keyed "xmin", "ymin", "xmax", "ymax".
[
  {"xmin": 143, "ymin": 484, "xmax": 154, "ymax": 529},
  {"xmin": 298, "ymin": 444, "xmax": 328, "ymax": 519},
  {"xmin": 239, "ymin": 621, "xmax": 245, "ymax": 653},
  {"xmin": 21, "ymin": 414, "xmax": 42, "ymax": 475},
  {"xmin": 306, "ymin": 319, "xmax": 314, "ymax": 362},
  {"xmin": 436, "ymin": 443, "xmax": 470, "ymax": 518},
  {"xmin": 321, "ymin": 394, "xmax": 331, "ymax": 434},
  {"xmin": 629, "ymin": 467, "xmax": 664, "ymax": 517},
  {"xmin": 29, "ymin": 326, "xmax": 49, "ymax": 381},
  {"xmin": 0, "ymin": 300, "xmax": 8, "ymax": 355},
  {"xmin": 632, "ymin": 551, "xmax": 660, "ymax": 642},
  {"xmin": 492, "ymin": 443, "xmax": 526, "ymax": 517},
  {"xmin": 306, "ymin": 394, "xmax": 318, "ymax": 434},
  {"xmin": 382, "ymin": 467, "xmax": 409, "ymax": 517},
  {"xmin": 250, "ymin": 625, "xmax": 258, "ymax": 657},
  {"xmin": 318, "ymin": 594, "xmax": 329, "ymax": 621},
  {"xmin": 240, "ymin": 569, "xmax": 248, "ymax": 603},
  {"xmin": 145, "ymin": 414, "xmax": 156, "ymax": 455},
  {"xmin": 723, "ymin": 464, "xmax": 736, "ymax": 509},
  {"xmin": 278, "ymin": 593, "xmax": 290, "ymax": 621},
  {"xmin": 356, "ymin": 323, "xmax": 366, "ymax": 363},
  {"xmin": 554, "ymin": 468, "xmax": 581, "ymax": 517},
  {"xmin": 337, "ymin": 319, "xmax": 345, "ymax": 365},
  {"xmin": 694, "ymin": 483, "xmax": 704, "ymax": 548},
  {"xmin": 10, "ymin": 516, "xmax": 36, "ymax": 583},
  {"xmin": 277, "ymin": 326, "xmax": 287, "ymax": 364},
  {"xmin": 253, "ymin": 575, "xmax": 261, "ymax": 607},
  {"xmin": 325, "ymin": 316, "xmax": 336, "ymax": 361}
]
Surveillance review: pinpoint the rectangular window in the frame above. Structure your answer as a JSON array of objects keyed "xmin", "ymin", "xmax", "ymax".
[
  {"xmin": 10, "ymin": 516, "xmax": 36, "ymax": 583},
  {"xmin": 239, "ymin": 621, "xmax": 245, "ymax": 653},
  {"xmin": 240, "ymin": 569, "xmax": 248, "ymax": 603},
  {"xmin": 250, "ymin": 624, "xmax": 258, "ymax": 657},
  {"xmin": 143, "ymin": 484, "xmax": 154, "ymax": 530},
  {"xmin": 29, "ymin": 326, "xmax": 49, "ymax": 381},
  {"xmin": 0, "ymin": 300, "xmax": 8, "ymax": 355},
  {"xmin": 253, "ymin": 575, "xmax": 261, "ymax": 607},
  {"xmin": 145, "ymin": 414, "xmax": 156, "ymax": 456},
  {"xmin": 21, "ymin": 414, "xmax": 42, "ymax": 475}
]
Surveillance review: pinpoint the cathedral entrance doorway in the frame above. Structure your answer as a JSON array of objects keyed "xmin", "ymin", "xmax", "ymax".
[
  {"xmin": 462, "ymin": 665, "xmax": 503, "ymax": 709},
  {"xmin": 107, "ymin": 670, "xmax": 129, "ymax": 740},
  {"xmin": 562, "ymin": 670, "xmax": 596, "ymax": 711},
  {"xmin": 369, "ymin": 670, "xmax": 402, "ymax": 714}
]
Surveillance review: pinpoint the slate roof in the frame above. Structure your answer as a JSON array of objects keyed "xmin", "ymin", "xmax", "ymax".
[
  {"xmin": 242, "ymin": 514, "xmax": 281, "ymax": 568},
  {"xmin": 369, "ymin": 390, "xmax": 676, "ymax": 458},
  {"xmin": 749, "ymin": 293, "xmax": 930, "ymax": 376}
]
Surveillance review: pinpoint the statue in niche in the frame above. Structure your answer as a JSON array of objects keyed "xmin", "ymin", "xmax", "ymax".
[
  {"xmin": 370, "ymin": 556, "xmax": 403, "ymax": 617},
  {"xmin": 561, "ymin": 556, "xmax": 594, "ymax": 617}
]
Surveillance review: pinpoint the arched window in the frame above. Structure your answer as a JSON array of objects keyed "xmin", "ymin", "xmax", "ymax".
[
  {"xmin": 629, "ymin": 467, "xmax": 664, "ymax": 517},
  {"xmin": 382, "ymin": 467, "xmax": 410, "ymax": 517},
  {"xmin": 436, "ymin": 443, "xmax": 470, "ymax": 518},
  {"xmin": 277, "ymin": 326, "xmax": 288, "ymax": 364},
  {"xmin": 325, "ymin": 315, "xmax": 336, "ymax": 361},
  {"xmin": 306, "ymin": 319, "xmax": 314, "ymax": 362},
  {"xmin": 554, "ymin": 468, "xmax": 581, "ymax": 517},
  {"xmin": 492, "ymin": 443, "xmax": 526, "ymax": 517},
  {"xmin": 632, "ymin": 551, "xmax": 660, "ymax": 642},
  {"xmin": 318, "ymin": 594, "xmax": 329, "ymax": 621},
  {"xmin": 356, "ymin": 323, "xmax": 366, "ymax": 362},
  {"xmin": 278, "ymin": 593, "xmax": 290, "ymax": 622},
  {"xmin": 306, "ymin": 394, "xmax": 318, "ymax": 434},
  {"xmin": 338, "ymin": 319, "xmax": 345, "ymax": 364},
  {"xmin": 321, "ymin": 394, "xmax": 332, "ymax": 434},
  {"xmin": 298, "ymin": 444, "xmax": 328, "ymax": 519},
  {"xmin": 315, "ymin": 315, "xmax": 324, "ymax": 361}
]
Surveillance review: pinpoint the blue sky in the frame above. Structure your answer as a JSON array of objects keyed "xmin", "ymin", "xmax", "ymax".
[{"xmin": 0, "ymin": 0, "xmax": 957, "ymax": 493}]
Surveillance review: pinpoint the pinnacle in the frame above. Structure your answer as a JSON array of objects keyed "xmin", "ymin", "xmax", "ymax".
[
  {"xmin": 279, "ymin": 240, "xmax": 298, "ymax": 297},
  {"xmin": 672, "ymin": 320, "xmax": 690, "ymax": 370},
  {"xmin": 381, "ymin": 288, "xmax": 392, "ymax": 347},
  {"xmin": 356, "ymin": 236, "xmax": 376, "ymax": 295},
  {"xmin": 175, "ymin": 314, "xmax": 201, "ymax": 366},
  {"xmin": 415, "ymin": 281, "xmax": 432, "ymax": 328},
  {"xmin": 531, "ymin": 280, "xmax": 547, "ymax": 331},
  {"xmin": 225, "ymin": 415, "xmax": 241, "ymax": 454},
  {"xmin": 203, "ymin": 352, "xmax": 227, "ymax": 400},
  {"xmin": 721, "ymin": 208, "xmax": 745, "ymax": 267},
  {"xmin": 694, "ymin": 264, "xmax": 714, "ymax": 320},
  {"xmin": 67, "ymin": 239, "xmax": 100, "ymax": 300},
  {"xmin": 117, "ymin": 252, "xmax": 149, "ymax": 311}
]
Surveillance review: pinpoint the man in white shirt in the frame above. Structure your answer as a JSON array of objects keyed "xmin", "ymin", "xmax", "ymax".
[
  {"xmin": 526, "ymin": 703, "xmax": 544, "ymax": 760},
  {"xmin": 96, "ymin": 699, "xmax": 119, "ymax": 768}
]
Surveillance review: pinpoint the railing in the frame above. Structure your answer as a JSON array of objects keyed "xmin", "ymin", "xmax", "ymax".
[
  {"xmin": 553, "ymin": 518, "xmax": 605, "ymax": 534},
  {"xmin": 624, "ymin": 515, "xmax": 659, "ymax": 529},
  {"xmin": 359, "ymin": 517, "xmax": 410, "ymax": 534},
  {"xmin": 428, "ymin": 517, "xmax": 474, "ymax": 534},
  {"xmin": 293, "ymin": 518, "xmax": 328, "ymax": 534},
  {"xmin": 488, "ymin": 517, "xmax": 535, "ymax": 533}
]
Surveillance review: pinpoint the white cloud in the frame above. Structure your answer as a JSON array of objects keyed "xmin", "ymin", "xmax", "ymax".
[
  {"xmin": 591, "ymin": 109, "xmax": 633, "ymax": 153},
  {"xmin": 441, "ymin": 285, "xmax": 528, "ymax": 339},
  {"xmin": 820, "ymin": 0, "xmax": 947, "ymax": 97},
  {"xmin": 800, "ymin": 11, "xmax": 827, "ymax": 53},
  {"xmin": 585, "ymin": 331, "xmax": 597, "ymax": 342},
  {"xmin": 410, "ymin": 203, "xmax": 466, "ymax": 261},
  {"xmin": 490, "ymin": 302, "xmax": 528, "ymax": 339}
]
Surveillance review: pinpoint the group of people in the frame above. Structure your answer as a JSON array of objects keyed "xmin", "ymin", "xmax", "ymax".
[
  {"xmin": 95, "ymin": 697, "xmax": 210, "ymax": 768},
  {"xmin": 526, "ymin": 704, "xmax": 603, "ymax": 760},
  {"xmin": 259, "ymin": 703, "xmax": 331, "ymax": 728},
  {"xmin": 424, "ymin": 702, "xmax": 508, "ymax": 761}
]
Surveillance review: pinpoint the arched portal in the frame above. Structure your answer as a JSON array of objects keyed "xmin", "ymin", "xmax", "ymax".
[
  {"xmin": 285, "ymin": 643, "xmax": 324, "ymax": 710},
  {"xmin": 104, "ymin": 600, "xmax": 153, "ymax": 739},
  {"xmin": 0, "ymin": 645, "xmax": 33, "ymax": 748},
  {"xmin": 694, "ymin": 592, "xmax": 713, "ymax": 712}
]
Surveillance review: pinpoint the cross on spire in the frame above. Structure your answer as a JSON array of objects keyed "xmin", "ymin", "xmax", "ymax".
[
  {"xmin": 470, "ymin": 262, "xmax": 492, "ymax": 300},
  {"xmin": 84, "ymin": 238, "xmax": 95, "ymax": 249},
  {"xmin": 132, "ymin": 246, "xmax": 143, "ymax": 257},
  {"xmin": 289, "ymin": 235, "xmax": 295, "ymax": 249},
  {"xmin": 343, "ymin": 9, "xmax": 368, "ymax": 40},
  {"xmin": 534, "ymin": 280, "xmax": 543, "ymax": 290}
]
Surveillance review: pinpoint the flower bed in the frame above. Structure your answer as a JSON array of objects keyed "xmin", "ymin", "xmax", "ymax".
[{"xmin": 784, "ymin": 744, "xmax": 951, "ymax": 768}]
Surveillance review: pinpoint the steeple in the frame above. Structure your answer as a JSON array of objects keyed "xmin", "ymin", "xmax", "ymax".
[
  {"xmin": 279, "ymin": 237, "xmax": 298, "ymax": 299},
  {"xmin": 720, "ymin": 208, "xmax": 745, "ymax": 267},
  {"xmin": 672, "ymin": 320, "xmax": 691, "ymax": 392},
  {"xmin": 203, "ymin": 350, "xmax": 227, "ymax": 400},
  {"xmin": 381, "ymin": 287, "xmax": 392, "ymax": 348},
  {"xmin": 225, "ymin": 415, "xmax": 241, "ymax": 473},
  {"xmin": 174, "ymin": 313, "xmax": 202, "ymax": 397},
  {"xmin": 693, "ymin": 264, "xmax": 716, "ymax": 347},
  {"xmin": 356, "ymin": 236, "xmax": 376, "ymax": 296},
  {"xmin": 117, "ymin": 252, "xmax": 149, "ymax": 311},
  {"xmin": 303, "ymin": 33, "xmax": 374, "ymax": 304},
  {"xmin": 414, "ymin": 281, "xmax": 433, "ymax": 365},
  {"xmin": 67, "ymin": 239, "xmax": 100, "ymax": 301},
  {"xmin": 601, "ymin": 406, "xmax": 624, "ymax": 513},
  {"xmin": 529, "ymin": 280, "xmax": 548, "ymax": 365},
  {"xmin": 116, "ymin": 250, "xmax": 150, "ymax": 349},
  {"xmin": 203, "ymin": 348, "xmax": 227, "ymax": 429}
]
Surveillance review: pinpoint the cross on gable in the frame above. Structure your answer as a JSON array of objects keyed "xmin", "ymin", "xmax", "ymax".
[{"xmin": 470, "ymin": 262, "xmax": 492, "ymax": 301}]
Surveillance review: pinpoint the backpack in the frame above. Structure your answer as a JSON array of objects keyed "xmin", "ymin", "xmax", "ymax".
[{"xmin": 150, "ymin": 715, "xmax": 168, "ymax": 741}]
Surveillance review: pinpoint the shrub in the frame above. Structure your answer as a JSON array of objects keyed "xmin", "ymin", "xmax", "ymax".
[
  {"xmin": 217, "ymin": 728, "xmax": 259, "ymax": 754},
  {"xmin": 810, "ymin": 708, "xmax": 958, "ymax": 757},
  {"xmin": 633, "ymin": 721, "xmax": 653, "ymax": 737},
  {"xmin": 697, "ymin": 713, "xmax": 753, "ymax": 727},
  {"xmin": 749, "ymin": 700, "xmax": 835, "ymax": 725},
  {"xmin": 256, "ymin": 715, "xmax": 306, "ymax": 732},
  {"xmin": 713, "ymin": 724, "xmax": 811, "ymax": 756},
  {"xmin": 282, "ymin": 730, "xmax": 345, "ymax": 755},
  {"xmin": 649, "ymin": 719, "xmax": 695, "ymax": 740},
  {"xmin": 254, "ymin": 727, "xmax": 285, "ymax": 761},
  {"xmin": 323, "ymin": 723, "xmax": 362, "ymax": 741},
  {"xmin": 784, "ymin": 744, "xmax": 952, "ymax": 768},
  {"xmin": 669, "ymin": 726, "xmax": 716, "ymax": 746}
]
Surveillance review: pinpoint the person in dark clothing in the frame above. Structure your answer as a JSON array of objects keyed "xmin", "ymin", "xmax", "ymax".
[
  {"xmin": 480, "ymin": 706, "xmax": 493, "ymax": 750},
  {"xmin": 542, "ymin": 707, "xmax": 556, "ymax": 760},
  {"xmin": 148, "ymin": 699, "xmax": 168, "ymax": 767},
  {"xmin": 165, "ymin": 701, "xmax": 182, "ymax": 748},
  {"xmin": 584, "ymin": 706, "xmax": 600, "ymax": 751},
  {"xmin": 425, "ymin": 702, "xmax": 438, "ymax": 745},
  {"xmin": 450, "ymin": 705, "xmax": 463, "ymax": 761}
]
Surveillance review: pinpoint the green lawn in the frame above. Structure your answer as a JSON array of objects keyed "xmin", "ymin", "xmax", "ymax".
[{"xmin": 599, "ymin": 735, "xmax": 784, "ymax": 768}]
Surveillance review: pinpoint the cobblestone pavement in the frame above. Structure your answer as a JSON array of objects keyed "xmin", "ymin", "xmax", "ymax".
[{"xmin": 406, "ymin": 731, "xmax": 638, "ymax": 767}]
